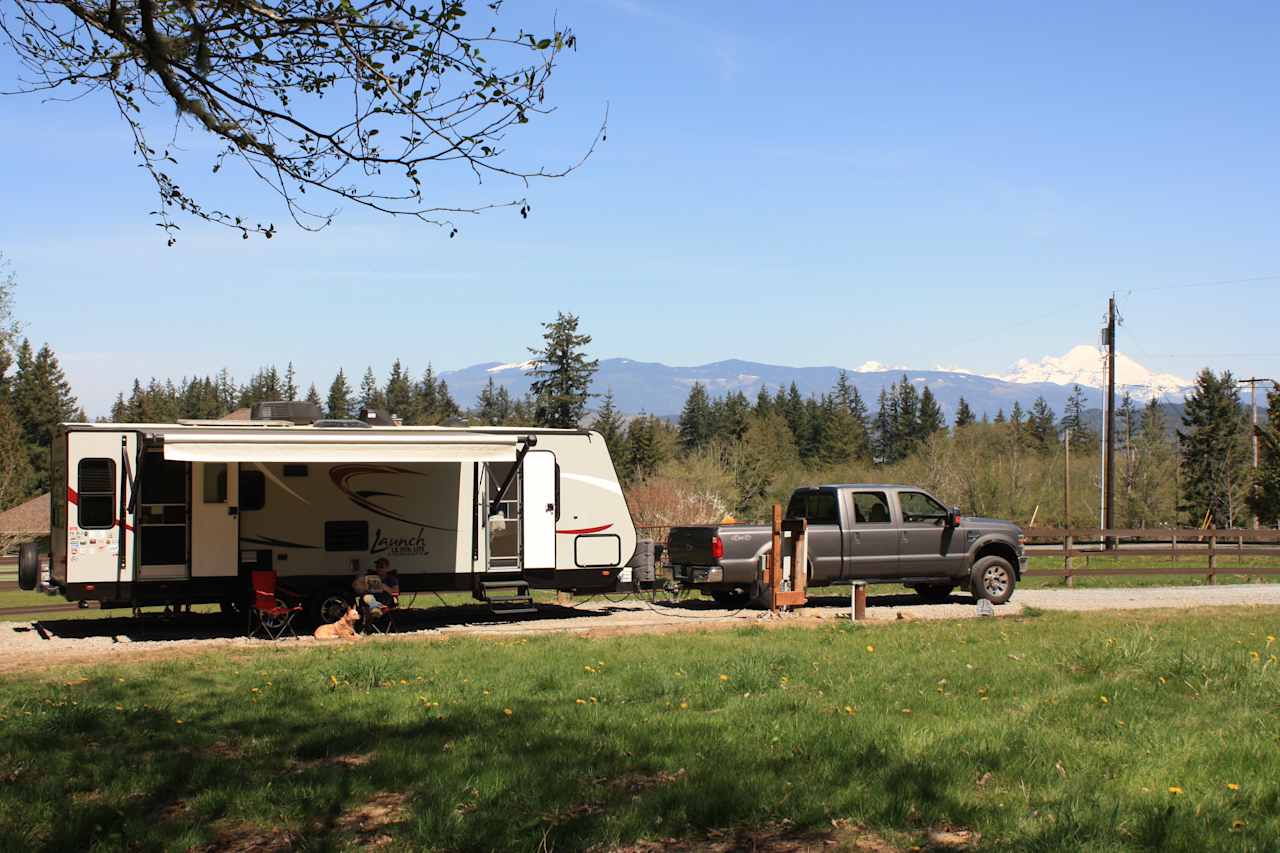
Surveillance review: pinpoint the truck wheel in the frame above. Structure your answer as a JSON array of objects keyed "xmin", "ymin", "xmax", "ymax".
[
  {"xmin": 17, "ymin": 542, "xmax": 39, "ymax": 591},
  {"xmin": 970, "ymin": 556, "xmax": 1016, "ymax": 604},
  {"xmin": 912, "ymin": 583, "xmax": 954, "ymax": 603}
]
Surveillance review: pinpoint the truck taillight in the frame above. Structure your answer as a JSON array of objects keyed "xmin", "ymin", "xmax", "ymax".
[{"xmin": 711, "ymin": 536, "xmax": 724, "ymax": 560}]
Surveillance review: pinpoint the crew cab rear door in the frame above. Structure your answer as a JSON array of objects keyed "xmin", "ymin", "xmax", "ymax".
[
  {"xmin": 842, "ymin": 490, "xmax": 899, "ymax": 579},
  {"xmin": 784, "ymin": 488, "xmax": 842, "ymax": 583}
]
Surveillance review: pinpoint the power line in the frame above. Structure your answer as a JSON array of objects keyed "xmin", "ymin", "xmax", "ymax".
[{"xmin": 1124, "ymin": 273, "xmax": 1280, "ymax": 295}]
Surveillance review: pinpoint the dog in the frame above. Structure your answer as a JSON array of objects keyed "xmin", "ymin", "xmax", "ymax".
[{"xmin": 313, "ymin": 606, "xmax": 361, "ymax": 640}]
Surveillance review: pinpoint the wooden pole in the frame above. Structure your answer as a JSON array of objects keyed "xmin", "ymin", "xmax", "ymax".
[
  {"xmin": 1064, "ymin": 429, "xmax": 1074, "ymax": 588},
  {"xmin": 770, "ymin": 503, "xmax": 782, "ymax": 615},
  {"xmin": 1104, "ymin": 295, "xmax": 1117, "ymax": 550},
  {"xmin": 1208, "ymin": 532, "xmax": 1217, "ymax": 585}
]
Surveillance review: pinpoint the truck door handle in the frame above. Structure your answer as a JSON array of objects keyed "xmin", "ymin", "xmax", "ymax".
[{"xmin": 228, "ymin": 506, "xmax": 238, "ymax": 517}]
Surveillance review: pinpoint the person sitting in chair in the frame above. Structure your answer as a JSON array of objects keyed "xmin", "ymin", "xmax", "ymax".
[{"xmin": 353, "ymin": 558, "xmax": 399, "ymax": 619}]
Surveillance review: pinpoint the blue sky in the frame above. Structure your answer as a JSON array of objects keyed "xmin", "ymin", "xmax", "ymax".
[{"xmin": 3, "ymin": 0, "xmax": 1279, "ymax": 415}]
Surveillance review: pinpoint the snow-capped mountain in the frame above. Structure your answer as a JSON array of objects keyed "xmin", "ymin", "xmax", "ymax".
[{"xmin": 998, "ymin": 345, "xmax": 1191, "ymax": 400}]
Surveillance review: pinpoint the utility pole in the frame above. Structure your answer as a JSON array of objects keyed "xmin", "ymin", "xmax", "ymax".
[
  {"xmin": 1103, "ymin": 295, "xmax": 1117, "ymax": 548},
  {"xmin": 1064, "ymin": 428, "xmax": 1072, "ymax": 525},
  {"xmin": 1239, "ymin": 377, "xmax": 1276, "ymax": 529}
]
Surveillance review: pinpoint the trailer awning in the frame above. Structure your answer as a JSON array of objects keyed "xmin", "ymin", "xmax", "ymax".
[{"xmin": 161, "ymin": 430, "xmax": 522, "ymax": 464}]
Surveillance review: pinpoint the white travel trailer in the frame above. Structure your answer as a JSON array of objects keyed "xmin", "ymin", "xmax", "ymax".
[{"xmin": 42, "ymin": 417, "xmax": 636, "ymax": 622}]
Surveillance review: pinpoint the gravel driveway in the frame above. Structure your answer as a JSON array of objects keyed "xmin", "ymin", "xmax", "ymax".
[{"xmin": 3, "ymin": 584, "xmax": 1279, "ymax": 674}]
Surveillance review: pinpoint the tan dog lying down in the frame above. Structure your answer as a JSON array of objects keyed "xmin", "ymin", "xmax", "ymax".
[{"xmin": 314, "ymin": 607, "xmax": 361, "ymax": 640}]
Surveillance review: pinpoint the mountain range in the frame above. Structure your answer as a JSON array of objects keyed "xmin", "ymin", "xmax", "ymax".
[{"xmin": 439, "ymin": 345, "xmax": 1193, "ymax": 420}]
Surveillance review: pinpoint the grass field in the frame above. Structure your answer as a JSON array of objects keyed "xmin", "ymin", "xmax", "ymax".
[{"xmin": 0, "ymin": 608, "xmax": 1277, "ymax": 851}]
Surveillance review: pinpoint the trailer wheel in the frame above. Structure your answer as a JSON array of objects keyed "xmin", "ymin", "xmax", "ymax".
[
  {"xmin": 17, "ymin": 542, "xmax": 39, "ymax": 591},
  {"xmin": 311, "ymin": 590, "xmax": 352, "ymax": 627}
]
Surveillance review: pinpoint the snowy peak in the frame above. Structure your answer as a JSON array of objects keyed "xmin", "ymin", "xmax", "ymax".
[{"xmin": 999, "ymin": 345, "xmax": 1190, "ymax": 399}]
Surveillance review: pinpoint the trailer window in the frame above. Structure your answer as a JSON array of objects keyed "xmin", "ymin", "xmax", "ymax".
[
  {"xmin": 77, "ymin": 458, "xmax": 116, "ymax": 529},
  {"xmin": 203, "ymin": 463, "xmax": 228, "ymax": 503},
  {"xmin": 240, "ymin": 470, "xmax": 266, "ymax": 511},
  {"xmin": 325, "ymin": 521, "xmax": 368, "ymax": 552}
]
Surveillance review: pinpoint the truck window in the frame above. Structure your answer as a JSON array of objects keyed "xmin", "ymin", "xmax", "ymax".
[
  {"xmin": 786, "ymin": 491, "xmax": 840, "ymax": 525},
  {"xmin": 900, "ymin": 491, "xmax": 947, "ymax": 523},
  {"xmin": 851, "ymin": 492, "xmax": 891, "ymax": 524}
]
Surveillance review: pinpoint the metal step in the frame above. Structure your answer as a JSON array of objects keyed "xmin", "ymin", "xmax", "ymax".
[{"xmin": 479, "ymin": 580, "xmax": 538, "ymax": 616}]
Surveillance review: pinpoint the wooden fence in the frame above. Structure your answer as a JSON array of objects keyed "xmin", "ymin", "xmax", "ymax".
[
  {"xmin": 638, "ymin": 523, "xmax": 1280, "ymax": 584},
  {"xmin": 1022, "ymin": 527, "xmax": 1280, "ymax": 585}
]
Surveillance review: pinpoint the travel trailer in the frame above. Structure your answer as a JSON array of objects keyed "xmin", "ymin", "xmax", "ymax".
[{"xmin": 34, "ymin": 412, "xmax": 636, "ymax": 623}]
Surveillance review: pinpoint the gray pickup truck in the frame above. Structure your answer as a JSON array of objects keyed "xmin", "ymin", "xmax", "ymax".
[{"xmin": 668, "ymin": 484, "xmax": 1027, "ymax": 606}]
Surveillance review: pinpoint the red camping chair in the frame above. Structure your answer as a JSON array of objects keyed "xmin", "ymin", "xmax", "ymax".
[{"xmin": 248, "ymin": 570, "xmax": 304, "ymax": 640}]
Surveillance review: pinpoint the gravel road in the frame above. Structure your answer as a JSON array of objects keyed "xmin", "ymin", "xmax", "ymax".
[{"xmin": 3, "ymin": 584, "xmax": 1279, "ymax": 674}]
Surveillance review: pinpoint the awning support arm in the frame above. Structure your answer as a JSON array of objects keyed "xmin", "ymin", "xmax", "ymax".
[{"xmin": 488, "ymin": 435, "xmax": 537, "ymax": 518}]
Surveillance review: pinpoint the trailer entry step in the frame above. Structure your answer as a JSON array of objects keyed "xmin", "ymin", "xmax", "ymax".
[{"xmin": 479, "ymin": 580, "xmax": 538, "ymax": 616}]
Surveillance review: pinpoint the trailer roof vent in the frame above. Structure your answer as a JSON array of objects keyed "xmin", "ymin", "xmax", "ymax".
[
  {"xmin": 250, "ymin": 400, "xmax": 323, "ymax": 425},
  {"xmin": 358, "ymin": 407, "xmax": 396, "ymax": 426},
  {"xmin": 313, "ymin": 418, "xmax": 373, "ymax": 429}
]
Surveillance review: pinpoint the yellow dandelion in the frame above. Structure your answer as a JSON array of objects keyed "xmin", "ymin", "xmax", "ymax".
[
  {"xmin": 1226, "ymin": 783, "xmax": 1240, "ymax": 791},
  {"xmin": 575, "ymin": 698, "xmax": 586, "ymax": 705},
  {"xmin": 679, "ymin": 701, "xmax": 689, "ymax": 710},
  {"xmin": 719, "ymin": 674, "xmax": 730, "ymax": 682},
  {"xmin": 1168, "ymin": 786, "xmax": 1183, "ymax": 795},
  {"xmin": 865, "ymin": 645, "xmax": 875, "ymax": 653},
  {"xmin": 902, "ymin": 708, "xmax": 913, "ymax": 715},
  {"xmin": 1099, "ymin": 695, "xmax": 1110, "ymax": 704},
  {"xmin": 250, "ymin": 687, "xmax": 259, "ymax": 693},
  {"xmin": 175, "ymin": 719, "xmax": 184, "ymax": 725},
  {"xmin": 590, "ymin": 696, "xmax": 598, "ymax": 704},
  {"xmin": 1249, "ymin": 650, "xmax": 1261, "ymax": 661},
  {"xmin": 1158, "ymin": 676, "xmax": 1167, "ymax": 685},
  {"xmin": 502, "ymin": 708, "xmax": 513, "ymax": 716},
  {"xmin": 1267, "ymin": 635, "xmax": 1276, "ymax": 646},
  {"xmin": 844, "ymin": 705, "xmax": 856, "ymax": 716},
  {"xmin": 399, "ymin": 679, "xmax": 408, "ymax": 685},
  {"xmin": 1232, "ymin": 819, "xmax": 1246, "ymax": 831},
  {"xmin": 329, "ymin": 675, "xmax": 338, "ymax": 686},
  {"xmin": 584, "ymin": 665, "xmax": 596, "ymax": 673}
]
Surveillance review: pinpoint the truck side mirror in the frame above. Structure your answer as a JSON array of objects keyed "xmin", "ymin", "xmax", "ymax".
[{"xmin": 947, "ymin": 508, "xmax": 962, "ymax": 528}]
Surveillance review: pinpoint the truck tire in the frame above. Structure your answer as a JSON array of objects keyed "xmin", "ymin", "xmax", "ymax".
[
  {"xmin": 970, "ymin": 555, "xmax": 1016, "ymax": 604},
  {"xmin": 17, "ymin": 542, "xmax": 39, "ymax": 591},
  {"xmin": 310, "ymin": 588, "xmax": 352, "ymax": 627},
  {"xmin": 911, "ymin": 583, "xmax": 954, "ymax": 603}
]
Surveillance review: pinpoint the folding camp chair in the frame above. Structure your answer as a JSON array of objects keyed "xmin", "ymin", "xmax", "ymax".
[
  {"xmin": 359, "ymin": 591, "xmax": 399, "ymax": 635},
  {"xmin": 248, "ymin": 569, "xmax": 304, "ymax": 640}
]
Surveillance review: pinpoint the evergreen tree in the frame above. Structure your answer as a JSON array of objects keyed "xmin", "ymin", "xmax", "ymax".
[
  {"xmin": 895, "ymin": 375, "xmax": 920, "ymax": 451},
  {"xmin": 12, "ymin": 341, "xmax": 79, "ymax": 491},
  {"xmin": 846, "ymin": 385, "xmax": 871, "ymax": 459},
  {"xmin": 993, "ymin": 408, "xmax": 1006, "ymax": 424},
  {"xmin": 872, "ymin": 387, "xmax": 895, "ymax": 462},
  {"xmin": 917, "ymin": 386, "xmax": 945, "ymax": 438},
  {"xmin": 435, "ymin": 380, "xmax": 461, "ymax": 420},
  {"xmin": 304, "ymin": 383, "xmax": 322, "ymax": 407},
  {"xmin": 0, "ymin": 400, "xmax": 33, "ymax": 510},
  {"xmin": 326, "ymin": 369, "xmax": 353, "ymax": 419},
  {"xmin": 1060, "ymin": 384, "xmax": 1098, "ymax": 452},
  {"xmin": 623, "ymin": 414, "xmax": 665, "ymax": 482},
  {"xmin": 1117, "ymin": 392, "xmax": 1138, "ymax": 451},
  {"xmin": 731, "ymin": 411, "xmax": 799, "ymax": 518},
  {"xmin": 817, "ymin": 396, "xmax": 859, "ymax": 465},
  {"xmin": 1009, "ymin": 401, "xmax": 1024, "ymax": 433},
  {"xmin": 527, "ymin": 312, "xmax": 598, "ymax": 429},
  {"xmin": 953, "ymin": 397, "xmax": 976, "ymax": 429},
  {"xmin": 215, "ymin": 368, "xmax": 238, "ymax": 412},
  {"xmin": 781, "ymin": 383, "xmax": 806, "ymax": 446},
  {"xmin": 678, "ymin": 383, "xmax": 714, "ymax": 452},
  {"xmin": 797, "ymin": 396, "xmax": 823, "ymax": 461},
  {"xmin": 283, "ymin": 362, "xmax": 298, "ymax": 400},
  {"xmin": 1178, "ymin": 369, "xmax": 1249, "ymax": 527},
  {"xmin": 1250, "ymin": 386, "xmax": 1280, "ymax": 525},
  {"xmin": 359, "ymin": 367, "xmax": 385, "ymax": 412},
  {"xmin": 1027, "ymin": 396, "xmax": 1057, "ymax": 450},
  {"xmin": 384, "ymin": 360, "xmax": 415, "ymax": 421},
  {"xmin": 415, "ymin": 365, "xmax": 440, "ymax": 423},
  {"xmin": 589, "ymin": 390, "xmax": 626, "ymax": 460},
  {"xmin": 753, "ymin": 385, "xmax": 774, "ymax": 418},
  {"xmin": 714, "ymin": 391, "xmax": 752, "ymax": 444},
  {"xmin": 833, "ymin": 371, "xmax": 855, "ymax": 412},
  {"xmin": 476, "ymin": 377, "xmax": 512, "ymax": 425}
]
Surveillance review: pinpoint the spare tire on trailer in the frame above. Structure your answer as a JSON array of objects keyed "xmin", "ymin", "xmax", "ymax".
[{"xmin": 17, "ymin": 542, "xmax": 40, "ymax": 591}]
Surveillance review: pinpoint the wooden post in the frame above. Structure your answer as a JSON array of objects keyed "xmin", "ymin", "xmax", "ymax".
[
  {"xmin": 1065, "ymin": 532, "xmax": 1074, "ymax": 588},
  {"xmin": 1171, "ymin": 534, "xmax": 1178, "ymax": 564},
  {"xmin": 769, "ymin": 503, "xmax": 782, "ymax": 614},
  {"xmin": 852, "ymin": 581, "xmax": 867, "ymax": 621},
  {"xmin": 1208, "ymin": 532, "xmax": 1217, "ymax": 585}
]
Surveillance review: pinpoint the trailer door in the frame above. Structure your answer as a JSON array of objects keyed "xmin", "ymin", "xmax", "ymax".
[
  {"xmin": 66, "ymin": 430, "xmax": 139, "ymax": 586},
  {"xmin": 520, "ymin": 450, "xmax": 558, "ymax": 570},
  {"xmin": 191, "ymin": 462, "xmax": 239, "ymax": 577}
]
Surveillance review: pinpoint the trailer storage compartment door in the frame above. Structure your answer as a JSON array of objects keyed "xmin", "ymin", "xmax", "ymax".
[
  {"xmin": 162, "ymin": 430, "xmax": 520, "ymax": 463},
  {"xmin": 521, "ymin": 450, "xmax": 558, "ymax": 571}
]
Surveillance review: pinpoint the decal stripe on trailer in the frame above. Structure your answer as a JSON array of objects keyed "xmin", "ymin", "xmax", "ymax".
[{"xmin": 557, "ymin": 524, "xmax": 614, "ymax": 535}]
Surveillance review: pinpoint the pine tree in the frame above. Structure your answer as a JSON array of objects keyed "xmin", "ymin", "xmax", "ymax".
[
  {"xmin": 873, "ymin": 387, "xmax": 895, "ymax": 462},
  {"xmin": 847, "ymin": 386, "xmax": 871, "ymax": 459},
  {"xmin": 1250, "ymin": 387, "xmax": 1280, "ymax": 525},
  {"xmin": 527, "ymin": 312, "xmax": 598, "ymax": 429},
  {"xmin": 1118, "ymin": 392, "xmax": 1138, "ymax": 451},
  {"xmin": 1060, "ymin": 385, "xmax": 1098, "ymax": 452},
  {"xmin": 623, "ymin": 414, "xmax": 665, "ymax": 482},
  {"xmin": 12, "ymin": 341, "xmax": 79, "ymax": 491},
  {"xmin": 476, "ymin": 377, "xmax": 510, "ymax": 425},
  {"xmin": 714, "ymin": 391, "xmax": 752, "ymax": 444},
  {"xmin": 415, "ymin": 365, "xmax": 440, "ymax": 423},
  {"xmin": 384, "ymin": 360, "xmax": 415, "ymax": 422},
  {"xmin": 283, "ymin": 362, "xmax": 298, "ymax": 400},
  {"xmin": 589, "ymin": 389, "xmax": 626, "ymax": 460},
  {"xmin": 359, "ymin": 367, "xmax": 385, "ymax": 412},
  {"xmin": 1178, "ymin": 369, "xmax": 1249, "ymax": 527},
  {"xmin": 1009, "ymin": 401, "xmax": 1024, "ymax": 433},
  {"xmin": 753, "ymin": 385, "xmax": 774, "ymax": 418},
  {"xmin": 994, "ymin": 408, "xmax": 1006, "ymax": 424},
  {"xmin": 1027, "ymin": 396, "xmax": 1057, "ymax": 450},
  {"xmin": 215, "ymin": 368, "xmax": 238, "ymax": 412},
  {"xmin": 954, "ymin": 397, "xmax": 976, "ymax": 429},
  {"xmin": 327, "ymin": 369, "xmax": 353, "ymax": 419},
  {"xmin": 917, "ymin": 386, "xmax": 945, "ymax": 439},
  {"xmin": 817, "ymin": 396, "xmax": 859, "ymax": 465},
  {"xmin": 782, "ymin": 383, "xmax": 805, "ymax": 446},
  {"xmin": 677, "ymin": 383, "xmax": 714, "ymax": 452},
  {"xmin": 304, "ymin": 383, "xmax": 322, "ymax": 408},
  {"xmin": 895, "ymin": 376, "xmax": 920, "ymax": 452},
  {"xmin": 0, "ymin": 400, "xmax": 33, "ymax": 510},
  {"xmin": 435, "ymin": 380, "xmax": 461, "ymax": 420}
]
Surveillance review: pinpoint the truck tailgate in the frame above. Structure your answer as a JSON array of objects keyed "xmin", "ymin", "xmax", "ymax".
[{"xmin": 667, "ymin": 526, "xmax": 719, "ymax": 565}]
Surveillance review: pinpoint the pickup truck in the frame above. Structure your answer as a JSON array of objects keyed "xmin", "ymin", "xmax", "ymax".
[{"xmin": 668, "ymin": 484, "xmax": 1027, "ymax": 606}]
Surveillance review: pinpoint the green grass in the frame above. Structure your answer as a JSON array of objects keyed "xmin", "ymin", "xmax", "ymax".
[{"xmin": 1, "ymin": 609, "xmax": 1278, "ymax": 851}]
